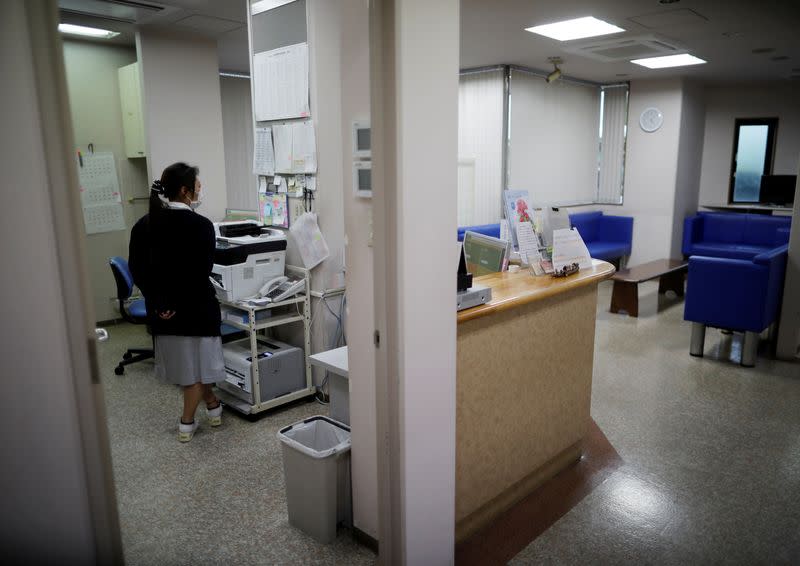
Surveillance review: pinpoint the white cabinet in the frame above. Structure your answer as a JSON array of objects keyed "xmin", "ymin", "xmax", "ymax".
[{"xmin": 117, "ymin": 62, "xmax": 146, "ymax": 158}]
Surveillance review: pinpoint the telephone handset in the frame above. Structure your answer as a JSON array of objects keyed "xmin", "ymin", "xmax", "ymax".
[{"xmin": 257, "ymin": 275, "xmax": 305, "ymax": 302}]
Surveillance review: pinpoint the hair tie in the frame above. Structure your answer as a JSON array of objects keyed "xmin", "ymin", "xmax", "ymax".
[{"xmin": 150, "ymin": 179, "xmax": 165, "ymax": 195}]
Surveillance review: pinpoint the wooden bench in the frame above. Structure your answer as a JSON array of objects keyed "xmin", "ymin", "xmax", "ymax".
[{"xmin": 609, "ymin": 259, "xmax": 688, "ymax": 317}]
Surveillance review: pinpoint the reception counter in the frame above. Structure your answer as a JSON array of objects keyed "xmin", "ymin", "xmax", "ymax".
[{"xmin": 456, "ymin": 259, "xmax": 615, "ymax": 541}]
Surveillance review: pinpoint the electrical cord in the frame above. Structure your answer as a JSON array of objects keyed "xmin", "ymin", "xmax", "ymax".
[{"xmin": 313, "ymin": 291, "xmax": 347, "ymax": 404}]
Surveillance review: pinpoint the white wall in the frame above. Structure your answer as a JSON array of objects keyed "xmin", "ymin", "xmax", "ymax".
[
  {"xmin": 671, "ymin": 81, "xmax": 706, "ymax": 258},
  {"xmin": 698, "ymin": 82, "xmax": 800, "ymax": 206},
  {"xmin": 220, "ymin": 75, "xmax": 258, "ymax": 211},
  {"xmin": 62, "ymin": 40, "xmax": 149, "ymax": 322},
  {"xmin": 595, "ymin": 78, "xmax": 685, "ymax": 264},
  {"xmin": 371, "ymin": 0, "xmax": 460, "ymax": 560},
  {"xmin": 339, "ymin": 0, "xmax": 379, "ymax": 541},
  {"xmin": 300, "ymin": 0, "xmax": 347, "ymax": 390},
  {"xmin": 305, "ymin": 0, "xmax": 346, "ymax": 295},
  {"xmin": 509, "ymin": 70, "xmax": 600, "ymax": 205},
  {"xmin": 136, "ymin": 29, "xmax": 228, "ymax": 221},
  {"xmin": 458, "ymin": 69, "xmax": 504, "ymax": 225}
]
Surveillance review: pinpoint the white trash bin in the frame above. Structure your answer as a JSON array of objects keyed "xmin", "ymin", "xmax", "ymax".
[{"xmin": 277, "ymin": 416, "xmax": 352, "ymax": 543}]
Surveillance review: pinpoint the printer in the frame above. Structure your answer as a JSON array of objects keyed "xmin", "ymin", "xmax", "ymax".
[
  {"xmin": 219, "ymin": 337, "xmax": 305, "ymax": 405},
  {"xmin": 211, "ymin": 220, "xmax": 287, "ymax": 302}
]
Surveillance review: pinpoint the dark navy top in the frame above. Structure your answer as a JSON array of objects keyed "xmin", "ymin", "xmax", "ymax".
[{"xmin": 129, "ymin": 205, "xmax": 221, "ymax": 337}]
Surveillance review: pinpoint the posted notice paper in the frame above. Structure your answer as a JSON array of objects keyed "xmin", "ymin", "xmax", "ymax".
[
  {"xmin": 253, "ymin": 126, "xmax": 275, "ymax": 176},
  {"xmin": 515, "ymin": 222, "xmax": 542, "ymax": 267},
  {"xmin": 272, "ymin": 121, "xmax": 318, "ymax": 174},
  {"xmin": 551, "ymin": 228, "xmax": 592, "ymax": 271},
  {"xmin": 253, "ymin": 43, "xmax": 310, "ymax": 121}
]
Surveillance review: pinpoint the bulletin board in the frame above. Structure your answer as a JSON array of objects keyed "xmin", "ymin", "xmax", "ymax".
[{"xmin": 248, "ymin": 0, "xmax": 317, "ymax": 228}]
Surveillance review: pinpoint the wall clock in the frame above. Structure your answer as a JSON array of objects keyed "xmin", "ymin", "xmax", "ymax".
[{"xmin": 639, "ymin": 107, "xmax": 663, "ymax": 133}]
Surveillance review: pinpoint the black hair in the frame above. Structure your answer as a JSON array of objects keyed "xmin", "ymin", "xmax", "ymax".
[{"xmin": 148, "ymin": 162, "xmax": 199, "ymax": 218}]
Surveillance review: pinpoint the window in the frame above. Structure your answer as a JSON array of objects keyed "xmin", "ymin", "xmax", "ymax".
[
  {"xmin": 508, "ymin": 71, "xmax": 629, "ymax": 206},
  {"xmin": 597, "ymin": 85, "xmax": 629, "ymax": 204},
  {"xmin": 729, "ymin": 118, "xmax": 778, "ymax": 203},
  {"xmin": 456, "ymin": 68, "xmax": 630, "ymax": 228}
]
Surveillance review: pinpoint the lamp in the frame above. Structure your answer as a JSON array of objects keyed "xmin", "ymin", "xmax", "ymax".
[{"xmin": 545, "ymin": 57, "xmax": 563, "ymax": 83}]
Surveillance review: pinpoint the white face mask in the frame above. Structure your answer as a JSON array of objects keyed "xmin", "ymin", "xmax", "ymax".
[{"xmin": 190, "ymin": 190, "xmax": 203, "ymax": 210}]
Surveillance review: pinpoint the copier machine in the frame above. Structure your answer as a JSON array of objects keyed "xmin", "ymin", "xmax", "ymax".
[{"xmin": 211, "ymin": 220, "xmax": 287, "ymax": 302}]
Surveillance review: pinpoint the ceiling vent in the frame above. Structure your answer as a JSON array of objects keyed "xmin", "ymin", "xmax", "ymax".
[
  {"xmin": 59, "ymin": 0, "xmax": 170, "ymax": 24},
  {"xmin": 562, "ymin": 34, "xmax": 685, "ymax": 63}
]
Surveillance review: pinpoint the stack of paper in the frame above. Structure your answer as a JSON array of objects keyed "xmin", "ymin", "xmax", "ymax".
[{"xmin": 273, "ymin": 121, "xmax": 317, "ymax": 174}]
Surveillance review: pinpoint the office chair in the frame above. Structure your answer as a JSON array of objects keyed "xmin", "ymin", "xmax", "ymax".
[{"xmin": 109, "ymin": 256, "xmax": 154, "ymax": 376}]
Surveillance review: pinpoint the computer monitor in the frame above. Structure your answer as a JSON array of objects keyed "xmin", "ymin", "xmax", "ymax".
[
  {"xmin": 759, "ymin": 175, "xmax": 797, "ymax": 206},
  {"xmin": 463, "ymin": 231, "xmax": 509, "ymax": 277}
]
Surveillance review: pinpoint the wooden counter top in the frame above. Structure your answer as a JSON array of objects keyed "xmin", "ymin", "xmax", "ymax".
[{"xmin": 458, "ymin": 259, "xmax": 615, "ymax": 324}]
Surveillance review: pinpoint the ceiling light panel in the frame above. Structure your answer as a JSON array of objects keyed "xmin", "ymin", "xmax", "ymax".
[
  {"xmin": 631, "ymin": 53, "xmax": 706, "ymax": 68},
  {"xmin": 526, "ymin": 16, "xmax": 625, "ymax": 42},
  {"xmin": 58, "ymin": 23, "xmax": 119, "ymax": 38}
]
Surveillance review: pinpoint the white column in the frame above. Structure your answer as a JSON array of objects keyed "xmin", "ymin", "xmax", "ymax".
[
  {"xmin": 776, "ymin": 165, "xmax": 800, "ymax": 360},
  {"xmin": 136, "ymin": 29, "xmax": 228, "ymax": 221},
  {"xmin": 371, "ymin": 0, "xmax": 460, "ymax": 563}
]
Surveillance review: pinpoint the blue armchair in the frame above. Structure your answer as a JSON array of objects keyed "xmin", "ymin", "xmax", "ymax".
[
  {"xmin": 568, "ymin": 211, "xmax": 633, "ymax": 264},
  {"xmin": 682, "ymin": 212, "xmax": 791, "ymax": 261},
  {"xmin": 683, "ymin": 244, "xmax": 789, "ymax": 367}
]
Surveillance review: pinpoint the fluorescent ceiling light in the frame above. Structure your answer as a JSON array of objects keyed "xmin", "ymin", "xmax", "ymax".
[
  {"xmin": 526, "ymin": 16, "xmax": 625, "ymax": 42},
  {"xmin": 631, "ymin": 53, "xmax": 706, "ymax": 68},
  {"xmin": 58, "ymin": 23, "xmax": 119, "ymax": 39}
]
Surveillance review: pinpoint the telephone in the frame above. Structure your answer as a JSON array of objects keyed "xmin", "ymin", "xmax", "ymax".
[{"xmin": 257, "ymin": 275, "xmax": 305, "ymax": 302}]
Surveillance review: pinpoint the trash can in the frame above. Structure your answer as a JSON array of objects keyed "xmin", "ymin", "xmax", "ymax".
[{"xmin": 277, "ymin": 415, "xmax": 352, "ymax": 543}]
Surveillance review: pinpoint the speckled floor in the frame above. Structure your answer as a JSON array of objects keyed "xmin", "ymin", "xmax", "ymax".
[
  {"xmin": 100, "ymin": 279, "xmax": 800, "ymax": 565},
  {"xmin": 511, "ymin": 280, "xmax": 800, "ymax": 564},
  {"xmin": 97, "ymin": 324, "xmax": 376, "ymax": 566}
]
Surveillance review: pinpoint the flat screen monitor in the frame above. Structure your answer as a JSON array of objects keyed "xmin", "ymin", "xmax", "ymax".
[
  {"xmin": 463, "ymin": 231, "xmax": 509, "ymax": 277},
  {"xmin": 759, "ymin": 175, "xmax": 797, "ymax": 206}
]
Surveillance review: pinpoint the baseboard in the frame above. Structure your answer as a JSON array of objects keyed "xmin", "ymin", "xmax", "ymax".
[
  {"xmin": 455, "ymin": 442, "xmax": 583, "ymax": 543},
  {"xmin": 353, "ymin": 526, "xmax": 379, "ymax": 553}
]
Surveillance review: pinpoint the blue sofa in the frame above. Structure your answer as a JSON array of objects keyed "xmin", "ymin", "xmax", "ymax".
[
  {"xmin": 682, "ymin": 212, "xmax": 791, "ymax": 261},
  {"xmin": 457, "ymin": 223, "xmax": 501, "ymax": 242},
  {"xmin": 457, "ymin": 212, "xmax": 634, "ymax": 264},
  {"xmin": 568, "ymin": 211, "xmax": 633, "ymax": 263},
  {"xmin": 683, "ymin": 244, "xmax": 789, "ymax": 367}
]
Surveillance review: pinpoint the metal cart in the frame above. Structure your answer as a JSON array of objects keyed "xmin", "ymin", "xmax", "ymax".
[{"xmin": 216, "ymin": 265, "xmax": 315, "ymax": 415}]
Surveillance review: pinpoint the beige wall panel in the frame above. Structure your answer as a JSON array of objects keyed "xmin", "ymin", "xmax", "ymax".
[{"xmin": 456, "ymin": 285, "xmax": 598, "ymax": 530}]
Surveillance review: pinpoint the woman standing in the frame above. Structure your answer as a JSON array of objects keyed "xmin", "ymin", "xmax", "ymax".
[{"xmin": 129, "ymin": 162, "xmax": 224, "ymax": 442}]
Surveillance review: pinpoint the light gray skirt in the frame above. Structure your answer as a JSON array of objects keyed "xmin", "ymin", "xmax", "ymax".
[{"xmin": 154, "ymin": 335, "xmax": 225, "ymax": 386}]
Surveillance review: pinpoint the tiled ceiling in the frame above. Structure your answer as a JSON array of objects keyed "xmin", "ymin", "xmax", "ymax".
[
  {"xmin": 57, "ymin": 0, "xmax": 800, "ymax": 82},
  {"xmin": 460, "ymin": 0, "xmax": 800, "ymax": 83}
]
